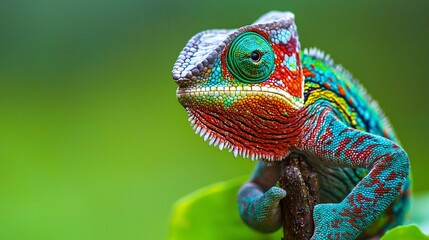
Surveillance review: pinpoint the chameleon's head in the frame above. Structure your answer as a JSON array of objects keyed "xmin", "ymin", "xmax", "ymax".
[{"xmin": 172, "ymin": 11, "xmax": 304, "ymax": 161}]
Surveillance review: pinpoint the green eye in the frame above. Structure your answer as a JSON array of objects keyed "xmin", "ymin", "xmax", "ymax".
[{"xmin": 226, "ymin": 32, "xmax": 274, "ymax": 83}]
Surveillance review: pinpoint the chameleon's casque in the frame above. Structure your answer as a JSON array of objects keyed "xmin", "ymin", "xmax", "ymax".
[{"xmin": 173, "ymin": 11, "xmax": 410, "ymax": 240}]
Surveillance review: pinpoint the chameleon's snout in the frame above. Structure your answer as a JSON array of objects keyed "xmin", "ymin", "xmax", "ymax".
[{"xmin": 172, "ymin": 75, "xmax": 193, "ymax": 89}]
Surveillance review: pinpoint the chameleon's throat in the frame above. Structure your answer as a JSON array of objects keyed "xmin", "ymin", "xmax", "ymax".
[{"xmin": 184, "ymin": 104, "xmax": 307, "ymax": 161}]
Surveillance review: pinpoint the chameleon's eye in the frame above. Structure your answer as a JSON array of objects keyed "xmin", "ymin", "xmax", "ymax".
[{"xmin": 226, "ymin": 32, "xmax": 274, "ymax": 83}]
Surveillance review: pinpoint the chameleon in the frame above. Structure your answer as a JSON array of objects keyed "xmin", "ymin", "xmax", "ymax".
[{"xmin": 172, "ymin": 11, "xmax": 411, "ymax": 239}]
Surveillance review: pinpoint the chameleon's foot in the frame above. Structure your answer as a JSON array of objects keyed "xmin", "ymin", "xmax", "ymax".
[
  {"xmin": 239, "ymin": 185, "xmax": 286, "ymax": 233},
  {"xmin": 254, "ymin": 186, "xmax": 287, "ymax": 232},
  {"xmin": 311, "ymin": 203, "xmax": 359, "ymax": 240}
]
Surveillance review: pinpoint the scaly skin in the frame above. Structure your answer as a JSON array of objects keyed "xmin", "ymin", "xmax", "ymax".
[{"xmin": 172, "ymin": 11, "xmax": 411, "ymax": 239}]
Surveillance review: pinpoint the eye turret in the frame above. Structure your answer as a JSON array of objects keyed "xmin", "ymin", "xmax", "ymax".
[{"xmin": 226, "ymin": 32, "xmax": 274, "ymax": 84}]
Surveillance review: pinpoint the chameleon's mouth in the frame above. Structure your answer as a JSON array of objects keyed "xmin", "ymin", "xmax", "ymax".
[{"xmin": 176, "ymin": 86, "xmax": 303, "ymax": 109}]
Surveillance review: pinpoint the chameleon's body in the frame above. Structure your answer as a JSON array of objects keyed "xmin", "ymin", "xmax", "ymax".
[{"xmin": 173, "ymin": 12, "xmax": 410, "ymax": 239}]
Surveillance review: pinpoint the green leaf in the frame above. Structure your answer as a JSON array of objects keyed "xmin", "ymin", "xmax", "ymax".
[
  {"xmin": 410, "ymin": 193, "xmax": 429, "ymax": 228},
  {"xmin": 169, "ymin": 177, "xmax": 429, "ymax": 240},
  {"xmin": 380, "ymin": 225, "xmax": 429, "ymax": 240},
  {"xmin": 168, "ymin": 176, "xmax": 282, "ymax": 240}
]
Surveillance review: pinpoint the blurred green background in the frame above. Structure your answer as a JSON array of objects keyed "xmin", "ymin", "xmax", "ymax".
[{"xmin": 0, "ymin": 0, "xmax": 428, "ymax": 239}]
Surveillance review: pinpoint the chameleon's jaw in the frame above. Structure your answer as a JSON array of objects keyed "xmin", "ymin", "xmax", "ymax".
[{"xmin": 176, "ymin": 86, "xmax": 303, "ymax": 110}]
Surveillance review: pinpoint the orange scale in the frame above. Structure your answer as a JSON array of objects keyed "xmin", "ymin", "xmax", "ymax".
[
  {"xmin": 338, "ymin": 85, "xmax": 346, "ymax": 97},
  {"xmin": 324, "ymin": 82, "xmax": 331, "ymax": 89}
]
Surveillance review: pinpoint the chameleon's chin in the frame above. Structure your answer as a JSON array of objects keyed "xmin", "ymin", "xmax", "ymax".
[{"xmin": 178, "ymin": 87, "xmax": 302, "ymax": 161}]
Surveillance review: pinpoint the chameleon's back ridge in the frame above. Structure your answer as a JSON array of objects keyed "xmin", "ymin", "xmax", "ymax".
[{"xmin": 173, "ymin": 11, "xmax": 411, "ymax": 239}]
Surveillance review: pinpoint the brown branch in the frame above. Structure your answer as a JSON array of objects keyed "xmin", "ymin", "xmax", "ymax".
[{"xmin": 279, "ymin": 153, "xmax": 320, "ymax": 240}]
